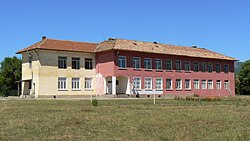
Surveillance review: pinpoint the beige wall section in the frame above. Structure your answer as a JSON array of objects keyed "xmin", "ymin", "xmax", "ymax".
[{"xmin": 21, "ymin": 49, "xmax": 96, "ymax": 98}]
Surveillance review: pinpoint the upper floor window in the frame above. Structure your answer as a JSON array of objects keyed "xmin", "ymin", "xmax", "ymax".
[
  {"xmin": 28, "ymin": 56, "xmax": 32, "ymax": 68},
  {"xmin": 201, "ymin": 62, "xmax": 206, "ymax": 72},
  {"xmin": 133, "ymin": 77, "xmax": 141, "ymax": 90},
  {"xmin": 118, "ymin": 56, "xmax": 126, "ymax": 68},
  {"xmin": 58, "ymin": 56, "xmax": 67, "ymax": 69},
  {"xmin": 155, "ymin": 78, "xmax": 163, "ymax": 90},
  {"xmin": 175, "ymin": 60, "xmax": 181, "ymax": 71},
  {"xmin": 184, "ymin": 61, "xmax": 190, "ymax": 72},
  {"xmin": 85, "ymin": 58, "xmax": 93, "ymax": 69},
  {"xmin": 175, "ymin": 79, "xmax": 182, "ymax": 90},
  {"xmin": 155, "ymin": 59, "xmax": 162, "ymax": 70},
  {"xmin": 132, "ymin": 57, "xmax": 141, "ymax": 69},
  {"xmin": 224, "ymin": 64, "xmax": 229, "ymax": 73},
  {"xmin": 144, "ymin": 58, "xmax": 152, "ymax": 70},
  {"xmin": 216, "ymin": 64, "xmax": 221, "ymax": 73},
  {"xmin": 144, "ymin": 77, "xmax": 152, "ymax": 90},
  {"xmin": 72, "ymin": 57, "xmax": 80, "ymax": 70},
  {"xmin": 166, "ymin": 59, "xmax": 172, "ymax": 71},
  {"xmin": 193, "ymin": 62, "xmax": 199, "ymax": 72},
  {"xmin": 208, "ymin": 63, "xmax": 213, "ymax": 72},
  {"xmin": 166, "ymin": 79, "xmax": 172, "ymax": 90},
  {"xmin": 58, "ymin": 77, "xmax": 67, "ymax": 90}
]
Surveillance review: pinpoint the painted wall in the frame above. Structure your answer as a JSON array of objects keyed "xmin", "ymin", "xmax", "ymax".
[{"xmin": 96, "ymin": 50, "xmax": 235, "ymax": 96}]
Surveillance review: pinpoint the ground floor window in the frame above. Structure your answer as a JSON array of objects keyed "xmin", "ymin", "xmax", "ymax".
[
  {"xmin": 144, "ymin": 78, "xmax": 152, "ymax": 90},
  {"xmin": 166, "ymin": 79, "xmax": 172, "ymax": 90},
  {"xmin": 175, "ymin": 79, "xmax": 182, "ymax": 90},
  {"xmin": 72, "ymin": 78, "xmax": 80, "ymax": 90},
  {"xmin": 202, "ymin": 80, "xmax": 207, "ymax": 89},
  {"xmin": 58, "ymin": 77, "xmax": 67, "ymax": 90},
  {"xmin": 133, "ymin": 77, "xmax": 141, "ymax": 90},
  {"xmin": 185, "ymin": 79, "xmax": 191, "ymax": 90},
  {"xmin": 194, "ymin": 79, "xmax": 199, "ymax": 89},
  {"xmin": 85, "ymin": 78, "xmax": 93, "ymax": 90},
  {"xmin": 216, "ymin": 80, "xmax": 221, "ymax": 89},
  {"xmin": 208, "ymin": 80, "xmax": 213, "ymax": 89},
  {"xmin": 155, "ymin": 78, "xmax": 163, "ymax": 90},
  {"xmin": 224, "ymin": 80, "xmax": 229, "ymax": 89}
]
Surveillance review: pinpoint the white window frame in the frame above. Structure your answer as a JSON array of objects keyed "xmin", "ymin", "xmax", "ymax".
[
  {"xmin": 155, "ymin": 78, "xmax": 163, "ymax": 90},
  {"xmin": 202, "ymin": 80, "xmax": 207, "ymax": 89},
  {"xmin": 72, "ymin": 77, "xmax": 81, "ymax": 90},
  {"xmin": 144, "ymin": 77, "xmax": 152, "ymax": 90},
  {"xmin": 184, "ymin": 61, "xmax": 190, "ymax": 72},
  {"xmin": 175, "ymin": 60, "xmax": 182, "ymax": 71},
  {"xmin": 224, "ymin": 80, "xmax": 229, "ymax": 89},
  {"xmin": 85, "ymin": 78, "xmax": 93, "ymax": 90},
  {"xmin": 166, "ymin": 59, "xmax": 172, "ymax": 71},
  {"xmin": 208, "ymin": 80, "xmax": 213, "ymax": 89},
  {"xmin": 132, "ymin": 57, "xmax": 141, "ymax": 69},
  {"xmin": 155, "ymin": 59, "xmax": 162, "ymax": 70},
  {"xmin": 216, "ymin": 80, "xmax": 221, "ymax": 89},
  {"xmin": 194, "ymin": 79, "xmax": 199, "ymax": 89},
  {"xmin": 175, "ymin": 79, "xmax": 182, "ymax": 90},
  {"xmin": 133, "ymin": 77, "xmax": 141, "ymax": 90},
  {"xmin": 166, "ymin": 79, "xmax": 172, "ymax": 90},
  {"xmin": 118, "ymin": 56, "xmax": 126, "ymax": 68},
  {"xmin": 144, "ymin": 58, "xmax": 152, "ymax": 70},
  {"xmin": 58, "ymin": 77, "xmax": 67, "ymax": 90},
  {"xmin": 185, "ymin": 79, "xmax": 191, "ymax": 90}
]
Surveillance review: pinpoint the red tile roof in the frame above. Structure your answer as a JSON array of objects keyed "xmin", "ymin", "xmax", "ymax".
[{"xmin": 16, "ymin": 37, "xmax": 97, "ymax": 54}]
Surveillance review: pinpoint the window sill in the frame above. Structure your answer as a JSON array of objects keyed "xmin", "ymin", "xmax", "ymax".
[
  {"xmin": 156, "ymin": 70, "xmax": 163, "ymax": 72},
  {"xmin": 58, "ymin": 89, "xmax": 68, "ymax": 91},
  {"xmin": 185, "ymin": 71, "xmax": 191, "ymax": 73},
  {"xmin": 145, "ymin": 69, "xmax": 153, "ymax": 71},
  {"xmin": 166, "ymin": 89, "xmax": 173, "ymax": 91},
  {"xmin": 72, "ymin": 89, "xmax": 81, "ymax": 91},
  {"xmin": 185, "ymin": 89, "xmax": 191, "ymax": 91},
  {"xmin": 175, "ymin": 70, "xmax": 182, "ymax": 73},
  {"xmin": 118, "ymin": 68, "xmax": 127, "ymax": 70},
  {"xmin": 176, "ymin": 89, "xmax": 182, "ymax": 91},
  {"xmin": 133, "ymin": 89, "xmax": 141, "ymax": 91},
  {"xmin": 133, "ymin": 68, "xmax": 141, "ymax": 71},
  {"xmin": 166, "ymin": 70, "xmax": 173, "ymax": 72},
  {"xmin": 156, "ymin": 89, "xmax": 163, "ymax": 91},
  {"xmin": 85, "ymin": 89, "xmax": 94, "ymax": 91},
  {"xmin": 145, "ymin": 89, "xmax": 153, "ymax": 91}
]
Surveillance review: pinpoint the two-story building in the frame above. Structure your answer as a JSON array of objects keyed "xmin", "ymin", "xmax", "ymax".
[{"xmin": 17, "ymin": 37, "xmax": 236, "ymax": 98}]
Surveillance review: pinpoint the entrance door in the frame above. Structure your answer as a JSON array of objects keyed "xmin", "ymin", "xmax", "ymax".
[{"xmin": 107, "ymin": 81, "xmax": 112, "ymax": 94}]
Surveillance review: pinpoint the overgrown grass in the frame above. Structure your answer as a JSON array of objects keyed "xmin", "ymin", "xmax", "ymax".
[{"xmin": 0, "ymin": 97, "xmax": 250, "ymax": 140}]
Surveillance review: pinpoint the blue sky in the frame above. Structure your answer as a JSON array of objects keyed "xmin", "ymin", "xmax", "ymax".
[{"xmin": 0, "ymin": 0, "xmax": 249, "ymax": 62}]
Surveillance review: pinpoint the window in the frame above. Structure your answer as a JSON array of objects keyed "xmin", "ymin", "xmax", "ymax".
[
  {"xmin": 201, "ymin": 62, "xmax": 206, "ymax": 72},
  {"xmin": 185, "ymin": 79, "xmax": 191, "ymax": 90},
  {"xmin": 224, "ymin": 64, "xmax": 229, "ymax": 73},
  {"xmin": 155, "ymin": 78, "xmax": 163, "ymax": 90},
  {"xmin": 175, "ymin": 60, "xmax": 181, "ymax": 71},
  {"xmin": 58, "ymin": 77, "xmax": 67, "ymax": 90},
  {"xmin": 85, "ymin": 78, "xmax": 93, "ymax": 90},
  {"xmin": 224, "ymin": 80, "xmax": 229, "ymax": 89},
  {"xmin": 133, "ymin": 77, "xmax": 141, "ymax": 90},
  {"xmin": 194, "ymin": 79, "xmax": 199, "ymax": 89},
  {"xmin": 85, "ymin": 58, "xmax": 93, "ymax": 69},
  {"xmin": 28, "ymin": 56, "xmax": 32, "ymax": 68},
  {"xmin": 118, "ymin": 56, "xmax": 126, "ymax": 68},
  {"xmin": 184, "ymin": 61, "xmax": 190, "ymax": 71},
  {"xmin": 166, "ymin": 79, "xmax": 172, "ymax": 90},
  {"xmin": 208, "ymin": 80, "xmax": 213, "ymax": 89},
  {"xmin": 166, "ymin": 59, "xmax": 172, "ymax": 71},
  {"xmin": 155, "ymin": 59, "xmax": 162, "ymax": 70},
  {"xmin": 175, "ymin": 79, "xmax": 182, "ymax": 90},
  {"xmin": 144, "ymin": 58, "xmax": 152, "ymax": 70},
  {"xmin": 216, "ymin": 80, "xmax": 221, "ymax": 89},
  {"xmin": 133, "ymin": 57, "xmax": 141, "ymax": 69},
  {"xmin": 193, "ymin": 62, "xmax": 199, "ymax": 72},
  {"xmin": 216, "ymin": 64, "xmax": 221, "ymax": 73},
  {"xmin": 201, "ymin": 80, "xmax": 207, "ymax": 89},
  {"xmin": 72, "ymin": 78, "xmax": 80, "ymax": 90},
  {"xmin": 72, "ymin": 57, "xmax": 80, "ymax": 70},
  {"xmin": 144, "ymin": 78, "xmax": 152, "ymax": 90},
  {"xmin": 208, "ymin": 63, "xmax": 213, "ymax": 72},
  {"xmin": 58, "ymin": 56, "xmax": 67, "ymax": 69}
]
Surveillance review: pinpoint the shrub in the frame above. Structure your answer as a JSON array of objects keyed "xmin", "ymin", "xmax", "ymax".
[{"xmin": 92, "ymin": 99, "xmax": 98, "ymax": 107}]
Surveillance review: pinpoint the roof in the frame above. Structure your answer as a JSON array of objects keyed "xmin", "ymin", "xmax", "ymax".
[
  {"xmin": 16, "ymin": 37, "xmax": 97, "ymax": 54},
  {"xmin": 95, "ymin": 38, "xmax": 237, "ymax": 61}
]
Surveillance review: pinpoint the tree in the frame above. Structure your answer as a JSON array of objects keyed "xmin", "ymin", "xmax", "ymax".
[
  {"xmin": 237, "ymin": 60, "xmax": 250, "ymax": 95},
  {"xmin": 0, "ymin": 56, "xmax": 22, "ymax": 96}
]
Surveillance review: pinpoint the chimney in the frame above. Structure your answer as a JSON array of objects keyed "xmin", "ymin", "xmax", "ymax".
[
  {"xmin": 192, "ymin": 45, "xmax": 197, "ymax": 48},
  {"xmin": 42, "ymin": 36, "xmax": 46, "ymax": 41}
]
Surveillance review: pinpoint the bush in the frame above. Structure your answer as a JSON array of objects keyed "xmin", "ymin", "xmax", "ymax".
[{"xmin": 92, "ymin": 99, "xmax": 99, "ymax": 107}]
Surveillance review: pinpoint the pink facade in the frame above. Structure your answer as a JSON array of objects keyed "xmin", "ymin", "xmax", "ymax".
[{"xmin": 96, "ymin": 50, "xmax": 235, "ymax": 97}]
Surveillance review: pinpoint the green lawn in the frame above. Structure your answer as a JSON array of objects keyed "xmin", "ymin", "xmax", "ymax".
[{"xmin": 0, "ymin": 98, "xmax": 250, "ymax": 141}]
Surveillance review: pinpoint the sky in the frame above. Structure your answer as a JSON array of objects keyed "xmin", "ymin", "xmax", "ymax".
[{"xmin": 0, "ymin": 0, "xmax": 249, "ymax": 62}]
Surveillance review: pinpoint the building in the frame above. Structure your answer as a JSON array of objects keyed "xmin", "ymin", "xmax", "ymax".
[{"xmin": 16, "ymin": 37, "xmax": 237, "ymax": 98}]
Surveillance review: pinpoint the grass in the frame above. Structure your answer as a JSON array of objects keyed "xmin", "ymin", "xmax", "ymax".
[{"xmin": 0, "ymin": 97, "xmax": 250, "ymax": 140}]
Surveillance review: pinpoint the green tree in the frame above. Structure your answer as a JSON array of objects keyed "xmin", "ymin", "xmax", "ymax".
[
  {"xmin": 0, "ymin": 56, "xmax": 22, "ymax": 96},
  {"xmin": 237, "ymin": 60, "xmax": 250, "ymax": 95}
]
